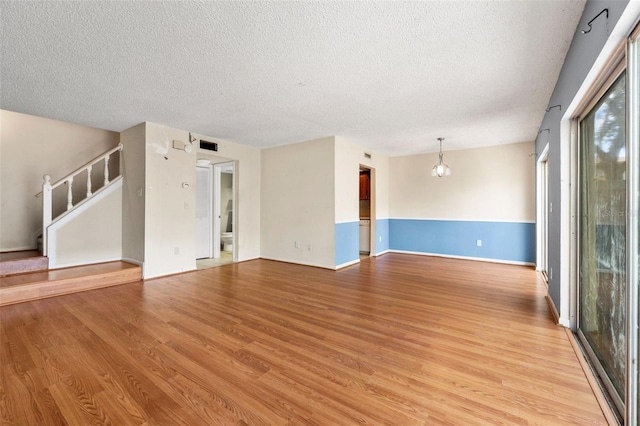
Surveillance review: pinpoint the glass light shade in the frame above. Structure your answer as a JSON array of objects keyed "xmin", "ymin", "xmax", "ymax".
[
  {"xmin": 431, "ymin": 137, "xmax": 451, "ymax": 178},
  {"xmin": 431, "ymin": 163, "xmax": 451, "ymax": 178}
]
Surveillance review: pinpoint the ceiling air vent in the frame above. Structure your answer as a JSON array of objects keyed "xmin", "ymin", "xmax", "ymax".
[
  {"xmin": 364, "ymin": 152, "xmax": 372, "ymax": 159},
  {"xmin": 200, "ymin": 140, "xmax": 218, "ymax": 152}
]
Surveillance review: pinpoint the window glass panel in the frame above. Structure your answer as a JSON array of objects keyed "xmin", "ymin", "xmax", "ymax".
[{"xmin": 579, "ymin": 72, "xmax": 626, "ymax": 400}]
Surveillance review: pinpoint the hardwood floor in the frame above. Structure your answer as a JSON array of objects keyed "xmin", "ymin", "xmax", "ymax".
[{"xmin": 0, "ymin": 254, "xmax": 606, "ymax": 425}]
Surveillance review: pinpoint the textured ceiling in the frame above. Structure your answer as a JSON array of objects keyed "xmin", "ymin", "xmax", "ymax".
[{"xmin": 0, "ymin": 1, "xmax": 585, "ymax": 155}]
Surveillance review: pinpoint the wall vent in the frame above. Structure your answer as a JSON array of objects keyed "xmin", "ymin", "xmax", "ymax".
[
  {"xmin": 200, "ymin": 140, "xmax": 218, "ymax": 152},
  {"xmin": 364, "ymin": 152, "xmax": 372, "ymax": 159}
]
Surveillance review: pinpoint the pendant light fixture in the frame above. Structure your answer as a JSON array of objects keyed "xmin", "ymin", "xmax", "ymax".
[{"xmin": 431, "ymin": 137, "xmax": 451, "ymax": 177}]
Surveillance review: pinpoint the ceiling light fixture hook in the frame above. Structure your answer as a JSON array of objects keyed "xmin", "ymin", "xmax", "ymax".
[
  {"xmin": 581, "ymin": 8, "xmax": 608, "ymax": 34},
  {"xmin": 545, "ymin": 104, "xmax": 561, "ymax": 113}
]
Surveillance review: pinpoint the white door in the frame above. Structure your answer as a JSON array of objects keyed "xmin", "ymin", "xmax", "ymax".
[{"xmin": 196, "ymin": 166, "xmax": 212, "ymax": 259}]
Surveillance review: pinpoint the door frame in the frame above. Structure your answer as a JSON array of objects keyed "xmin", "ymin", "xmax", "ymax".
[
  {"xmin": 196, "ymin": 164, "xmax": 213, "ymax": 259},
  {"xmin": 626, "ymin": 24, "xmax": 640, "ymax": 423},
  {"xmin": 574, "ymin": 56, "xmax": 627, "ymax": 417},
  {"xmin": 212, "ymin": 161, "xmax": 236, "ymax": 261},
  {"xmin": 359, "ymin": 165, "xmax": 376, "ymax": 256},
  {"xmin": 536, "ymin": 143, "xmax": 550, "ymax": 280}
]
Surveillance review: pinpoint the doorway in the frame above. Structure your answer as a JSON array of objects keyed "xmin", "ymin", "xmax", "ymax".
[
  {"xmin": 359, "ymin": 166, "xmax": 375, "ymax": 256},
  {"xmin": 536, "ymin": 144, "xmax": 549, "ymax": 281},
  {"xmin": 195, "ymin": 160, "xmax": 235, "ymax": 269}
]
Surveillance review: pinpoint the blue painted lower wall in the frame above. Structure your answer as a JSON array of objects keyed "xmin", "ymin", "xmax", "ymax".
[
  {"xmin": 376, "ymin": 219, "xmax": 389, "ymax": 254},
  {"xmin": 336, "ymin": 218, "xmax": 530, "ymax": 267},
  {"xmin": 389, "ymin": 219, "xmax": 535, "ymax": 264},
  {"xmin": 335, "ymin": 222, "xmax": 359, "ymax": 266},
  {"xmin": 335, "ymin": 219, "xmax": 391, "ymax": 267}
]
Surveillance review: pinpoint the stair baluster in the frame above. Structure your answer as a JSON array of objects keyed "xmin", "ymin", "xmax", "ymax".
[
  {"xmin": 40, "ymin": 143, "xmax": 123, "ymax": 257},
  {"xmin": 66, "ymin": 177, "xmax": 74, "ymax": 211},
  {"xmin": 104, "ymin": 155, "xmax": 110, "ymax": 185},
  {"xmin": 86, "ymin": 165, "xmax": 92, "ymax": 197}
]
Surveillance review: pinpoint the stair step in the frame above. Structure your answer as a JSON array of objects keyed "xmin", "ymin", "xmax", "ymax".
[
  {"xmin": 0, "ymin": 250, "xmax": 48, "ymax": 276},
  {"xmin": 0, "ymin": 261, "xmax": 141, "ymax": 306}
]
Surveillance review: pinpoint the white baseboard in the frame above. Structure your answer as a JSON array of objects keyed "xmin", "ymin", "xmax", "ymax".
[
  {"xmin": 373, "ymin": 249, "xmax": 390, "ymax": 257},
  {"xmin": 234, "ymin": 256, "xmax": 259, "ymax": 264},
  {"xmin": 335, "ymin": 259, "xmax": 360, "ymax": 270},
  {"xmin": 388, "ymin": 250, "xmax": 535, "ymax": 267},
  {"xmin": 1, "ymin": 245, "xmax": 37, "ymax": 253},
  {"xmin": 259, "ymin": 256, "xmax": 335, "ymax": 270}
]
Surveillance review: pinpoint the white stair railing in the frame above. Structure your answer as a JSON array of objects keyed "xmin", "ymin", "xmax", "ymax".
[{"xmin": 41, "ymin": 143, "xmax": 123, "ymax": 255}]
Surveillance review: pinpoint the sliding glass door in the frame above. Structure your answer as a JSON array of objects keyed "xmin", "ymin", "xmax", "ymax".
[{"xmin": 578, "ymin": 72, "xmax": 626, "ymax": 412}]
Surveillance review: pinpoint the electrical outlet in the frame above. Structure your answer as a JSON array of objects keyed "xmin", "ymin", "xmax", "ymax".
[
  {"xmin": 295, "ymin": 241, "xmax": 300, "ymax": 249},
  {"xmin": 174, "ymin": 247, "xmax": 180, "ymax": 255},
  {"xmin": 184, "ymin": 202, "xmax": 189, "ymax": 209},
  {"xmin": 379, "ymin": 236, "xmax": 382, "ymax": 242},
  {"xmin": 308, "ymin": 244, "xmax": 312, "ymax": 251},
  {"xmin": 550, "ymin": 267, "xmax": 553, "ymax": 280},
  {"xmin": 476, "ymin": 239, "xmax": 482, "ymax": 247}
]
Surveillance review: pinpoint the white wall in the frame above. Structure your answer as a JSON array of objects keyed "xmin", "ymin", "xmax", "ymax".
[
  {"xmin": 118, "ymin": 123, "xmax": 262, "ymax": 277},
  {"xmin": 121, "ymin": 123, "xmax": 146, "ymax": 263},
  {"xmin": 194, "ymin": 134, "xmax": 261, "ymax": 262},
  {"xmin": 334, "ymin": 137, "xmax": 390, "ymax": 255},
  {"xmin": 143, "ymin": 123, "xmax": 197, "ymax": 278},
  {"xmin": 0, "ymin": 110, "xmax": 119, "ymax": 251},
  {"xmin": 335, "ymin": 137, "xmax": 389, "ymax": 220},
  {"xmin": 49, "ymin": 181, "xmax": 122, "ymax": 268},
  {"xmin": 261, "ymin": 136, "xmax": 336, "ymax": 268},
  {"xmin": 390, "ymin": 142, "xmax": 534, "ymax": 222}
]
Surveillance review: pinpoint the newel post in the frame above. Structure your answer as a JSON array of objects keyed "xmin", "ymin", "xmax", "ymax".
[{"xmin": 42, "ymin": 174, "xmax": 52, "ymax": 256}]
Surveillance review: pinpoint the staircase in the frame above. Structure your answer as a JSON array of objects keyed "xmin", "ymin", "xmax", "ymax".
[
  {"xmin": 0, "ymin": 252, "xmax": 141, "ymax": 306},
  {"xmin": 0, "ymin": 250, "xmax": 48, "ymax": 276},
  {"xmin": 0, "ymin": 142, "xmax": 142, "ymax": 307}
]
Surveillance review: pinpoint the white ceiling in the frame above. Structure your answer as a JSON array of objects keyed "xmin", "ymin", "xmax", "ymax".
[{"xmin": 0, "ymin": 1, "xmax": 585, "ymax": 156}]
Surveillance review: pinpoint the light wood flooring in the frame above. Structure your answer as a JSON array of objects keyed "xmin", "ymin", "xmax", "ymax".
[{"xmin": 1, "ymin": 254, "xmax": 606, "ymax": 425}]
